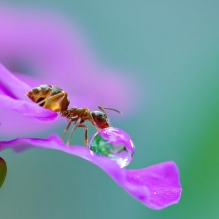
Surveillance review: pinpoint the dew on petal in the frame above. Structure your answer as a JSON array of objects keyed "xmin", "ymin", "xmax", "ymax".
[{"xmin": 89, "ymin": 127, "xmax": 135, "ymax": 168}]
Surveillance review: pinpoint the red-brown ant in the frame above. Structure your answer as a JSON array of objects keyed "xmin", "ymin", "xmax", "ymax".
[{"xmin": 26, "ymin": 84, "xmax": 122, "ymax": 146}]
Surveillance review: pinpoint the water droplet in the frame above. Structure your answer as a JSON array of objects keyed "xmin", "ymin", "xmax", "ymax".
[{"xmin": 89, "ymin": 127, "xmax": 135, "ymax": 168}]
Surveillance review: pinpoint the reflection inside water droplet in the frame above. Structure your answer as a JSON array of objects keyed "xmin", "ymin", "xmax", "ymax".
[{"xmin": 89, "ymin": 127, "xmax": 135, "ymax": 168}]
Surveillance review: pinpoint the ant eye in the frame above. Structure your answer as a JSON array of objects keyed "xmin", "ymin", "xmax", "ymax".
[{"xmin": 99, "ymin": 114, "xmax": 106, "ymax": 119}]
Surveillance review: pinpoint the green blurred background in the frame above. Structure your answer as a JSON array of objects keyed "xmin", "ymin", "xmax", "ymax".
[{"xmin": 1, "ymin": 1, "xmax": 219, "ymax": 218}]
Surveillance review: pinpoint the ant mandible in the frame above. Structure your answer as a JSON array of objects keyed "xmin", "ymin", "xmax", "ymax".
[{"xmin": 26, "ymin": 84, "xmax": 122, "ymax": 146}]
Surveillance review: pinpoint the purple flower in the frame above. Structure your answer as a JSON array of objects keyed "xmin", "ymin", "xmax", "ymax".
[
  {"xmin": 0, "ymin": 6, "xmax": 137, "ymax": 112},
  {"xmin": 0, "ymin": 8, "xmax": 182, "ymax": 208},
  {"xmin": 0, "ymin": 65, "xmax": 181, "ymax": 209},
  {"xmin": 0, "ymin": 134, "xmax": 182, "ymax": 209},
  {"xmin": 0, "ymin": 63, "xmax": 182, "ymax": 208}
]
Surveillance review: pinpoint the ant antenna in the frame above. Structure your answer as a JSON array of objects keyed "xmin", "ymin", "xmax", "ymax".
[{"xmin": 98, "ymin": 106, "xmax": 122, "ymax": 117}]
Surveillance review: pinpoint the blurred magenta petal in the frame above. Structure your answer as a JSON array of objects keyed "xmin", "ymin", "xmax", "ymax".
[
  {"xmin": 0, "ymin": 64, "xmax": 57, "ymax": 135},
  {"xmin": 0, "ymin": 135, "xmax": 182, "ymax": 209},
  {"xmin": 0, "ymin": 6, "xmax": 137, "ymax": 111}
]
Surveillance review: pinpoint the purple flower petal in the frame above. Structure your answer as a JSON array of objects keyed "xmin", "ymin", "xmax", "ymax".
[
  {"xmin": 0, "ymin": 135, "xmax": 182, "ymax": 209},
  {"xmin": 126, "ymin": 162, "xmax": 181, "ymax": 209}
]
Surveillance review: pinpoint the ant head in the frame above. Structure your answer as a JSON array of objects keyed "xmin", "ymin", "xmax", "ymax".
[{"xmin": 91, "ymin": 111, "xmax": 110, "ymax": 129}]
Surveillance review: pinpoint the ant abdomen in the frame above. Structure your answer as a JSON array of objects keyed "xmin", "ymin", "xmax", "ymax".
[{"xmin": 26, "ymin": 84, "xmax": 70, "ymax": 112}]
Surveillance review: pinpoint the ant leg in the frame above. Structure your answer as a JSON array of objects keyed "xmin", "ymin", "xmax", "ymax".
[
  {"xmin": 62, "ymin": 121, "xmax": 72, "ymax": 141},
  {"xmin": 78, "ymin": 124, "xmax": 89, "ymax": 147},
  {"xmin": 85, "ymin": 111, "xmax": 99, "ymax": 131},
  {"xmin": 83, "ymin": 108, "xmax": 98, "ymax": 128},
  {"xmin": 66, "ymin": 117, "xmax": 81, "ymax": 146},
  {"xmin": 62, "ymin": 117, "xmax": 78, "ymax": 141}
]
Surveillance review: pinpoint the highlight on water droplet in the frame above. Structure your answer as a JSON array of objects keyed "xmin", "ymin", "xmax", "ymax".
[
  {"xmin": 0, "ymin": 157, "xmax": 7, "ymax": 188},
  {"xmin": 89, "ymin": 127, "xmax": 135, "ymax": 168}
]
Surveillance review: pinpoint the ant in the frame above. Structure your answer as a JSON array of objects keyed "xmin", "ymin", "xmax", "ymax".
[{"xmin": 26, "ymin": 84, "xmax": 122, "ymax": 146}]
